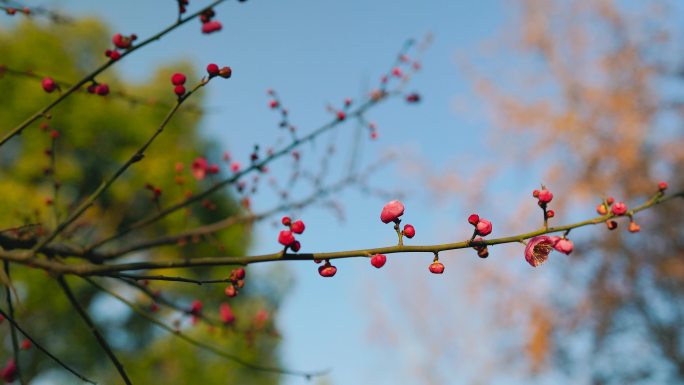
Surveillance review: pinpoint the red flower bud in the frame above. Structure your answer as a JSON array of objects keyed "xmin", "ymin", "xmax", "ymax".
[
  {"xmin": 403, "ymin": 224, "xmax": 415, "ymax": 238},
  {"xmin": 41, "ymin": 77, "xmax": 57, "ymax": 93},
  {"xmin": 291, "ymin": 220, "xmax": 305, "ymax": 234},
  {"xmin": 537, "ymin": 188, "xmax": 553, "ymax": 204},
  {"xmin": 171, "ymin": 72, "xmax": 186, "ymax": 86},
  {"xmin": 370, "ymin": 254, "xmax": 387, "ymax": 268},
  {"xmin": 429, "ymin": 261, "xmax": 445, "ymax": 274},
  {"xmin": 611, "ymin": 202, "xmax": 628, "ymax": 216},
  {"xmin": 207, "ymin": 63, "xmax": 219, "ymax": 76},
  {"xmin": 467, "ymin": 214, "xmax": 479, "ymax": 226},
  {"xmin": 278, "ymin": 230, "xmax": 295, "ymax": 246}
]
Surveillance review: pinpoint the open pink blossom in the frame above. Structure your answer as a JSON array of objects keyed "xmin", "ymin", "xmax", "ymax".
[
  {"xmin": 380, "ymin": 200, "xmax": 404, "ymax": 223},
  {"xmin": 524, "ymin": 235, "xmax": 555, "ymax": 267}
]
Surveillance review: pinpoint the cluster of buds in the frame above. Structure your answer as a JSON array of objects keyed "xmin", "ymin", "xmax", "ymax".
[
  {"xmin": 266, "ymin": 89, "xmax": 298, "ymax": 134},
  {"xmin": 380, "ymin": 200, "xmax": 416, "ymax": 245},
  {"xmin": 206, "ymin": 63, "xmax": 232, "ymax": 79},
  {"xmin": 200, "ymin": 8, "xmax": 222, "ymax": 34},
  {"xmin": 224, "ymin": 267, "xmax": 246, "ymax": 298},
  {"xmin": 4, "ymin": 7, "xmax": 30, "ymax": 15},
  {"xmin": 190, "ymin": 156, "xmax": 220, "ymax": 181},
  {"xmin": 532, "ymin": 185, "xmax": 555, "ymax": 220},
  {"xmin": 86, "ymin": 81, "xmax": 110, "ymax": 96},
  {"xmin": 524, "ymin": 235, "xmax": 574, "ymax": 267},
  {"xmin": 177, "ymin": 0, "xmax": 189, "ymax": 14},
  {"xmin": 105, "ymin": 33, "xmax": 137, "ymax": 61},
  {"xmin": 278, "ymin": 216, "xmax": 305, "ymax": 251},
  {"xmin": 171, "ymin": 72, "xmax": 187, "ymax": 97},
  {"xmin": 468, "ymin": 214, "xmax": 493, "ymax": 237},
  {"xmin": 596, "ymin": 196, "xmax": 627, "ymax": 230}
]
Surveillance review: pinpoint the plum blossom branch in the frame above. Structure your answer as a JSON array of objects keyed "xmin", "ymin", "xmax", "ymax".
[
  {"xmin": 84, "ymin": 277, "xmax": 329, "ymax": 380},
  {"xmin": 85, "ymin": 89, "xmax": 399, "ymax": 253},
  {"xmin": 0, "ymin": 0, "xmax": 228, "ymax": 146},
  {"xmin": 30, "ymin": 79, "xmax": 208, "ymax": 255},
  {"xmin": 0, "ymin": 305, "xmax": 97, "ymax": 384},
  {"xmin": 0, "ymin": 188, "xmax": 678, "ymax": 277}
]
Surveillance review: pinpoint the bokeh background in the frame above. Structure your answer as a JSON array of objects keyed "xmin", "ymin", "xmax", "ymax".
[{"xmin": 1, "ymin": 1, "xmax": 683, "ymax": 384}]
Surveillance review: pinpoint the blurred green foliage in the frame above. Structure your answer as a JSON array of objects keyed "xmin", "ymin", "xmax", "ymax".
[{"xmin": 0, "ymin": 19, "xmax": 284, "ymax": 385}]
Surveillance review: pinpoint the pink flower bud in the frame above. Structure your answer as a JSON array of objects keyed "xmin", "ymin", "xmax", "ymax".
[
  {"xmin": 189, "ymin": 299, "xmax": 203, "ymax": 315},
  {"xmin": 658, "ymin": 181, "xmax": 668, "ymax": 192},
  {"xmin": 224, "ymin": 285, "xmax": 237, "ymax": 297},
  {"xmin": 281, "ymin": 216, "xmax": 291, "ymax": 226},
  {"xmin": 475, "ymin": 219, "xmax": 492, "ymax": 236},
  {"xmin": 219, "ymin": 303, "xmax": 235, "ymax": 324},
  {"xmin": 232, "ymin": 268, "xmax": 246, "ymax": 280},
  {"xmin": 278, "ymin": 230, "xmax": 295, "ymax": 246},
  {"xmin": 538, "ymin": 188, "xmax": 553, "ymax": 204},
  {"xmin": 467, "ymin": 214, "xmax": 479, "ymax": 225},
  {"xmin": 380, "ymin": 200, "xmax": 405, "ymax": 224},
  {"xmin": 201, "ymin": 20, "xmax": 223, "ymax": 34},
  {"xmin": 429, "ymin": 261, "xmax": 445, "ymax": 274},
  {"xmin": 553, "ymin": 238, "xmax": 573, "ymax": 255},
  {"xmin": 370, "ymin": 254, "xmax": 387, "ymax": 268},
  {"xmin": 41, "ymin": 77, "xmax": 57, "ymax": 93},
  {"xmin": 403, "ymin": 224, "xmax": 415, "ymax": 238},
  {"xmin": 611, "ymin": 202, "xmax": 628, "ymax": 216},
  {"xmin": 291, "ymin": 220, "xmax": 305, "ymax": 234}
]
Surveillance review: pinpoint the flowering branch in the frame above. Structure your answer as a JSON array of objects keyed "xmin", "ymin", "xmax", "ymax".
[
  {"xmin": 0, "ymin": 188, "xmax": 679, "ymax": 277},
  {"xmin": 0, "ymin": 0, "xmax": 228, "ymax": 146},
  {"xmin": 85, "ymin": 277, "xmax": 328, "ymax": 380},
  {"xmin": 0, "ymin": 307, "xmax": 96, "ymax": 384}
]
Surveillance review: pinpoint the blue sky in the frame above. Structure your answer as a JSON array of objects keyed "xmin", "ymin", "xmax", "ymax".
[{"xmin": 5, "ymin": 1, "xmax": 611, "ymax": 384}]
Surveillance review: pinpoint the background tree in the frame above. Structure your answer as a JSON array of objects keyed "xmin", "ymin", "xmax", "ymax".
[{"xmin": 0, "ymin": 18, "xmax": 281, "ymax": 385}]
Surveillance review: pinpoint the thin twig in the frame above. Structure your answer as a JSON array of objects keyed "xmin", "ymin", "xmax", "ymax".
[
  {"xmin": 0, "ymin": 306, "xmax": 97, "ymax": 384},
  {"xmin": 85, "ymin": 277, "xmax": 328, "ymax": 379},
  {"xmin": 57, "ymin": 276, "xmax": 132, "ymax": 385},
  {"xmin": 3, "ymin": 261, "xmax": 25, "ymax": 385},
  {"xmin": 31, "ymin": 81, "xmax": 206, "ymax": 254},
  {"xmin": 0, "ymin": 0, "xmax": 227, "ymax": 146}
]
